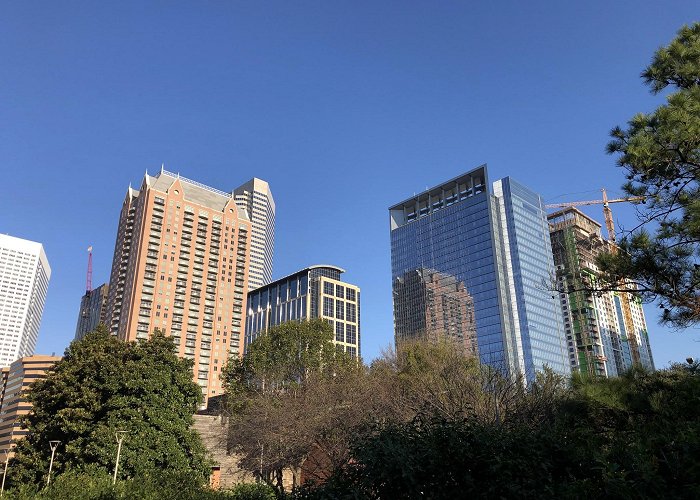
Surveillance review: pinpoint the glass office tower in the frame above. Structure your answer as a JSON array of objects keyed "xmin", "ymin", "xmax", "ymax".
[{"xmin": 389, "ymin": 165, "xmax": 569, "ymax": 381}]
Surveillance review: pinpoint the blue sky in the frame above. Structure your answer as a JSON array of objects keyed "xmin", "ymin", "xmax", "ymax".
[{"xmin": 1, "ymin": 1, "xmax": 698, "ymax": 367}]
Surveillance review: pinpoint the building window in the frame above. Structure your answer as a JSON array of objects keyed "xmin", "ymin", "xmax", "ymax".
[
  {"xmin": 323, "ymin": 281, "xmax": 334, "ymax": 296},
  {"xmin": 346, "ymin": 303, "xmax": 356, "ymax": 323},
  {"xmin": 336, "ymin": 300, "xmax": 344, "ymax": 320},
  {"xmin": 335, "ymin": 322, "xmax": 344, "ymax": 342},
  {"xmin": 335, "ymin": 285, "xmax": 344, "ymax": 298},
  {"xmin": 323, "ymin": 297, "xmax": 334, "ymax": 317},
  {"xmin": 346, "ymin": 324, "xmax": 357, "ymax": 345},
  {"xmin": 346, "ymin": 289, "xmax": 356, "ymax": 302}
]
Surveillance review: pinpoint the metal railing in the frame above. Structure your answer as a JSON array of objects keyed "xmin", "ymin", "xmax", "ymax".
[{"xmin": 161, "ymin": 169, "xmax": 232, "ymax": 199}]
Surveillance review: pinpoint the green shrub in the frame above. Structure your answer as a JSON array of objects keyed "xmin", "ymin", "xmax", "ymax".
[{"xmin": 229, "ymin": 482, "xmax": 276, "ymax": 500}]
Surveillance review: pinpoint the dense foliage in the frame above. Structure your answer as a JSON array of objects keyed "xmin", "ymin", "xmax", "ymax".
[
  {"xmin": 225, "ymin": 334, "xmax": 573, "ymax": 498},
  {"xmin": 221, "ymin": 328, "xmax": 700, "ymax": 498},
  {"xmin": 8, "ymin": 326, "xmax": 211, "ymax": 488},
  {"xmin": 5, "ymin": 470, "xmax": 232, "ymax": 500},
  {"xmin": 3, "ymin": 470, "xmax": 275, "ymax": 499},
  {"xmin": 305, "ymin": 361, "xmax": 700, "ymax": 499},
  {"xmin": 600, "ymin": 22, "xmax": 700, "ymax": 327}
]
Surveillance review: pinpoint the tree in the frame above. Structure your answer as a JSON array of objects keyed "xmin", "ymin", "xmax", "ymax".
[
  {"xmin": 222, "ymin": 319, "xmax": 358, "ymax": 496},
  {"xmin": 600, "ymin": 22, "xmax": 700, "ymax": 327},
  {"xmin": 377, "ymin": 341, "xmax": 567, "ymax": 428},
  {"xmin": 225, "ymin": 319, "xmax": 340, "ymax": 395},
  {"xmin": 9, "ymin": 325, "xmax": 211, "ymax": 487}
]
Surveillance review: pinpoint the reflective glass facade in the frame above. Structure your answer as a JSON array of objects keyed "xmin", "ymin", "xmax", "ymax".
[
  {"xmin": 493, "ymin": 178, "xmax": 570, "ymax": 379},
  {"xmin": 74, "ymin": 283, "xmax": 109, "ymax": 341},
  {"xmin": 393, "ymin": 268, "xmax": 479, "ymax": 356},
  {"xmin": 390, "ymin": 165, "xmax": 570, "ymax": 381}
]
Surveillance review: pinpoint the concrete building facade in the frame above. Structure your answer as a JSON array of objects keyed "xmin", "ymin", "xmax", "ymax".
[
  {"xmin": 234, "ymin": 178, "xmax": 275, "ymax": 291},
  {"xmin": 74, "ymin": 283, "xmax": 109, "ymax": 341},
  {"xmin": 106, "ymin": 168, "xmax": 252, "ymax": 401},
  {"xmin": 245, "ymin": 266, "xmax": 361, "ymax": 358},
  {"xmin": 548, "ymin": 207, "xmax": 654, "ymax": 376},
  {"xmin": 0, "ymin": 355, "xmax": 61, "ymax": 457},
  {"xmin": 389, "ymin": 165, "xmax": 569, "ymax": 381},
  {"xmin": 0, "ymin": 235, "xmax": 51, "ymax": 367}
]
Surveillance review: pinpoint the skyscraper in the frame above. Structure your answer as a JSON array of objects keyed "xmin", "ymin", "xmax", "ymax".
[
  {"xmin": 245, "ymin": 265, "xmax": 361, "ymax": 358},
  {"xmin": 234, "ymin": 178, "xmax": 275, "ymax": 291},
  {"xmin": 74, "ymin": 283, "xmax": 109, "ymax": 341},
  {"xmin": 389, "ymin": 165, "xmax": 569, "ymax": 381},
  {"xmin": 548, "ymin": 207, "xmax": 655, "ymax": 376},
  {"xmin": 0, "ymin": 235, "xmax": 51, "ymax": 367},
  {"xmin": 106, "ymin": 168, "xmax": 252, "ymax": 401}
]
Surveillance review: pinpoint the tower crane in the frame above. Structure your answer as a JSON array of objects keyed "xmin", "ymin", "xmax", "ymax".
[
  {"xmin": 86, "ymin": 246, "xmax": 93, "ymax": 293},
  {"xmin": 545, "ymin": 188, "xmax": 645, "ymax": 243}
]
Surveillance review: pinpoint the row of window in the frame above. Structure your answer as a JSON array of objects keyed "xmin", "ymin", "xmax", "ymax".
[
  {"xmin": 322, "ymin": 282, "xmax": 357, "ymax": 301},
  {"xmin": 334, "ymin": 322, "xmax": 358, "ymax": 345}
]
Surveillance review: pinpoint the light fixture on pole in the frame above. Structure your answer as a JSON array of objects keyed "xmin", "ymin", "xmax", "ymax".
[
  {"xmin": 113, "ymin": 431, "xmax": 127, "ymax": 485},
  {"xmin": 1, "ymin": 449, "xmax": 9, "ymax": 497},
  {"xmin": 47, "ymin": 441, "xmax": 60, "ymax": 486}
]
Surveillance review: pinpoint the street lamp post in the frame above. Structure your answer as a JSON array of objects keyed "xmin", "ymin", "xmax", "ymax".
[
  {"xmin": 1, "ymin": 450, "xmax": 9, "ymax": 497},
  {"xmin": 46, "ymin": 441, "xmax": 60, "ymax": 486},
  {"xmin": 112, "ymin": 431, "xmax": 127, "ymax": 485}
]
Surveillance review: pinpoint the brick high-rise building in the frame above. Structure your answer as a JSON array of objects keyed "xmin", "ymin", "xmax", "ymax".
[
  {"xmin": 0, "ymin": 235, "xmax": 51, "ymax": 367},
  {"xmin": 106, "ymin": 168, "xmax": 252, "ymax": 401},
  {"xmin": 234, "ymin": 178, "xmax": 275, "ymax": 291}
]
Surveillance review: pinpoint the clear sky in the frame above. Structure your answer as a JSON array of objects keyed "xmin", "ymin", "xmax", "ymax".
[{"xmin": 1, "ymin": 1, "xmax": 698, "ymax": 368}]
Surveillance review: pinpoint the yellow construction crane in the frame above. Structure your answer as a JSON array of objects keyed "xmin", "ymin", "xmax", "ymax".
[{"xmin": 545, "ymin": 188, "xmax": 645, "ymax": 243}]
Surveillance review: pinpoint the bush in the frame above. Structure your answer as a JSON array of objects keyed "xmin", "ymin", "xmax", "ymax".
[
  {"xmin": 229, "ymin": 482, "xmax": 276, "ymax": 500},
  {"xmin": 2, "ymin": 469, "xmax": 241, "ymax": 500},
  {"xmin": 305, "ymin": 363, "xmax": 700, "ymax": 499}
]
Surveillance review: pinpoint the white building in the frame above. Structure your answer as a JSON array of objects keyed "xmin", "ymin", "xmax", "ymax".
[
  {"xmin": 0, "ymin": 235, "xmax": 51, "ymax": 367},
  {"xmin": 234, "ymin": 178, "xmax": 275, "ymax": 291}
]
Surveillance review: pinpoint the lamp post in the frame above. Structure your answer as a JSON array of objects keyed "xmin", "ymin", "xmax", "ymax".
[
  {"xmin": 46, "ymin": 441, "xmax": 60, "ymax": 486},
  {"xmin": 112, "ymin": 431, "xmax": 127, "ymax": 485},
  {"xmin": 1, "ymin": 449, "xmax": 9, "ymax": 497}
]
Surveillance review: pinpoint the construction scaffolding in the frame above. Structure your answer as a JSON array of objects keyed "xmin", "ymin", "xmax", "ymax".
[
  {"xmin": 547, "ymin": 193, "xmax": 655, "ymax": 377},
  {"xmin": 549, "ymin": 209, "xmax": 610, "ymax": 377}
]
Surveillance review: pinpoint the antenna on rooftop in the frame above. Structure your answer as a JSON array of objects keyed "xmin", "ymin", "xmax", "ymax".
[{"xmin": 86, "ymin": 246, "xmax": 93, "ymax": 293}]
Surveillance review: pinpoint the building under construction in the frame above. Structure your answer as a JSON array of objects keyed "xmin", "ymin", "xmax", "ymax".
[{"xmin": 548, "ymin": 207, "xmax": 654, "ymax": 377}]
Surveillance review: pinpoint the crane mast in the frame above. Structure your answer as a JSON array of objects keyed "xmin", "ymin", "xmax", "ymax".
[
  {"xmin": 86, "ymin": 246, "xmax": 93, "ymax": 293},
  {"xmin": 545, "ymin": 188, "xmax": 644, "ymax": 243}
]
